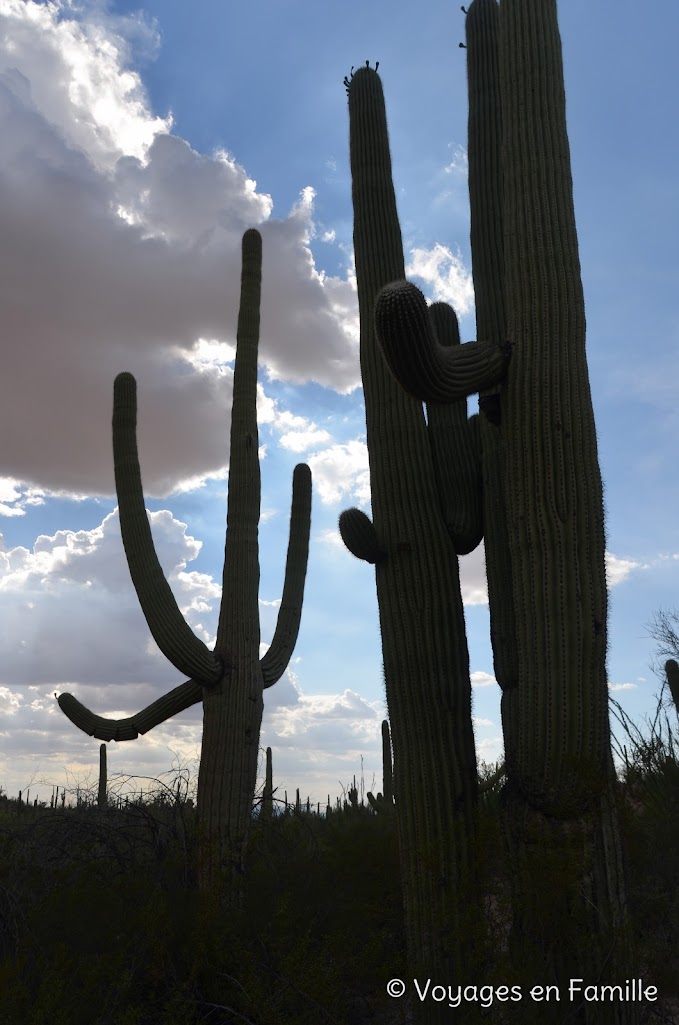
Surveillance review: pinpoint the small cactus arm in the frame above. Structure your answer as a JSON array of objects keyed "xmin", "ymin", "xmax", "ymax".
[
  {"xmin": 57, "ymin": 229, "xmax": 311, "ymax": 891},
  {"xmin": 338, "ymin": 508, "xmax": 387, "ymax": 564}
]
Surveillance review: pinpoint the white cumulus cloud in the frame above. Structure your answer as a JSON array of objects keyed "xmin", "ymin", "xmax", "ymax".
[
  {"xmin": 0, "ymin": 0, "xmax": 359, "ymax": 502},
  {"xmin": 406, "ymin": 242, "xmax": 475, "ymax": 317}
]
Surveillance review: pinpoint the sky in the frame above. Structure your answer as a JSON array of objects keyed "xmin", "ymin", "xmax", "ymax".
[{"xmin": 1, "ymin": 0, "xmax": 678, "ymax": 809}]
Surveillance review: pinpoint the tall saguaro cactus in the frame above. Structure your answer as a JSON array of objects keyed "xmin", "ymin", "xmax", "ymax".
[
  {"xmin": 374, "ymin": 2, "xmax": 636, "ymax": 1019},
  {"xmin": 58, "ymin": 229, "xmax": 312, "ymax": 891},
  {"xmin": 342, "ymin": 64, "xmax": 508, "ymax": 1017}
]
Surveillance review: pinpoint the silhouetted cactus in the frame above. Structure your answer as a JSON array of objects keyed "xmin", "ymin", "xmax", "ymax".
[
  {"xmin": 98, "ymin": 743, "xmax": 107, "ymax": 808},
  {"xmin": 666, "ymin": 659, "xmax": 679, "ymax": 715},
  {"xmin": 342, "ymin": 63, "xmax": 508, "ymax": 1002},
  {"xmin": 57, "ymin": 230, "xmax": 312, "ymax": 892},
  {"xmin": 373, "ymin": 1, "xmax": 637, "ymax": 1014},
  {"xmin": 339, "ymin": 508, "xmax": 386, "ymax": 564},
  {"xmin": 261, "ymin": 746, "xmax": 274, "ymax": 820},
  {"xmin": 367, "ymin": 719, "xmax": 394, "ymax": 813}
]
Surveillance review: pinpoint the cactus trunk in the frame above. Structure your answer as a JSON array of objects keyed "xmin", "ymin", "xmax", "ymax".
[
  {"xmin": 368, "ymin": 2, "xmax": 637, "ymax": 1013},
  {"xmin": 345, "ymin": 66, "xmax": 490, "ymax": 1016},
  {"xmin": 196, "ymin": 229, "xmax": 265, "ymax": 893},
  {"xmin": 470, "ymin": 1, "xmax": 636, "ymax": 1015}
]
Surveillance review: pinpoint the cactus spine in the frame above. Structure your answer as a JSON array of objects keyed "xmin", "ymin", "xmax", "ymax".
[
  {"xmin": 344, "ymin": 65, "xmax": 508, "ymax": 1009},
  {"xmin": 374, "ymin": 2, "xmax": 637, "ymax": 1015},
  {"xmin": 57, "ymin": 230, "xmax": 312, "ymax": 892}
]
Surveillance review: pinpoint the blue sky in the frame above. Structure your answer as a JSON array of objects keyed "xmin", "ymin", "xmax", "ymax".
[{"xmin": 1, "ymin": 0, "xmax": 678, "ymax": 807}]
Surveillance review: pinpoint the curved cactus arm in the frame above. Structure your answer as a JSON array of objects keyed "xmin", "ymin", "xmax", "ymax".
[
  {"xmin": 338, "ymin": 507, "xmax": 387, "ymax": 564},
  {"xmin": 113, "ymin": 372, "xmax": 222, "ymax": 686},
  {"xmin": 374, "ymin": 280, "xmax": 511, "ymax": 403},
  {"xmin": 260, "ymin": 462, "xmax": 312, "ymax": 688},
  {"xmin": 425, "ymin": 301, "xmax": 483, "ymax": 555},
  {"xmin": 56, "ymin": 678, "xmax": 203, "ymax": 742}
]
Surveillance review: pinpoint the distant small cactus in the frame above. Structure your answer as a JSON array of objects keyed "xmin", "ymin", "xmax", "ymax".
[
  {"xmin": 261, "ymin": 747, "xmax": 274, "ymax": 820},
  {"xmin": 665, "ymin": 660, "xmax": 679, "ymax": 715},
  {"xmin": 98, "ymin": 743, "xmax": 108, "ymax": 807},
  {"xmin": 367, "ymin": 720, "xmax": 394, "ymax": 814}
]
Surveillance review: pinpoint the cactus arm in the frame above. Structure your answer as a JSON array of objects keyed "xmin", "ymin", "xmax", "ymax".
[
  {"xmin": 338, "ymin": 507, "xmax": 387, "ymax": 564},
  {"xmin": 466, "ymin": 0, "xmax": 519, "ymax": 703},
  {"xmin": 56, "ymin": 678, "xmax": 203, "ymax": 741},
  {"xmin": 425, "ymin": 302, "xmax": 483, "ymax": 555},
  {"xmin": 374, "ymin": 280, "xmax": 511, "ymax": 403},
  {"xmin": 113, "ymin": 372, "xmax": 222, "ymax": 686},
  {"xmin": 260, "ymin": 462, "xmax": 312, "ymax": 688},
  {"xmin": 214, "ymin": 228, "xmax": 263, "ymax": 657}
]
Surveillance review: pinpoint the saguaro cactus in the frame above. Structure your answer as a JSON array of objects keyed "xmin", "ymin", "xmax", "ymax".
[
  {"xmin": 58, "ymin": 229, "xmax": 312, "ymax": 891},
  {"xmin": 367, "ymin": 719, "xmax": 394, "ymax": 813},
  {"xmin": 97, "ymin": 743, "xmax": 107, "ymax": 808},
  {"xmin": 665, "ymin": 659, "xmax": 679, "ymax": 716},
  {"xmin": 261, "ymin": 746, "xmax": 274, "ymax": 820},
  {"xmin": 374, "ymin": 2, "xmax": 636, "ymax": 1018},
  {"xmin": 342, "ymin": 64, "xmax": 508, "ymax": 1016}
]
